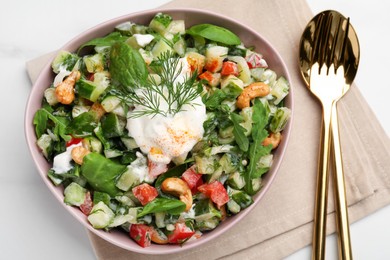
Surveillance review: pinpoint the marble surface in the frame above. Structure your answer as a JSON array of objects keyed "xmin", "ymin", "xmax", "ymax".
[{"xmin": 1, "ymin": 0, "xmax": 389, "ymax": 259}]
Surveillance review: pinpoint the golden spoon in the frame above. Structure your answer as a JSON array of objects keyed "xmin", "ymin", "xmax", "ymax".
[{"xmin": 298, "ymin": 10, "xmax": 360, "ymax": 260}]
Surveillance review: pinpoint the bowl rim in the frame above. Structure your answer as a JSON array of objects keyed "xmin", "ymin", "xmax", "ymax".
[{"xmin": 24, "ymin": 7, "xmax": 294, "ymax": 255}]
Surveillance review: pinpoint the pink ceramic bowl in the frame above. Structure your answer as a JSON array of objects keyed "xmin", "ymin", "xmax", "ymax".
[{"xmin": 25, "ymin": 8, "xmax": 293, "ymax": 255}]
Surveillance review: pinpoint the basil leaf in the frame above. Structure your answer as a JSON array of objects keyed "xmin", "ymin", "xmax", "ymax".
[
  {"xmin": 109, "ymin": 42, "xmax": 148, "ymax": 88},
  {"xmin": 245, "ymin": 100, "xmax": 272, "ymax": 195},
  {"xmin": 78, "ymin": 32, "xmax": 127, "ymax": 52},
  {"xmin": 138, "ymin": 198, "xmax": 186, "ymax": 217},
  {"xmin": 81, "ymin": 153, "xmax": 126, "ymax": 196},
  {"xmin": 230, "ymin": 112, "xmax": 249, "ymax": 152},
  {"xmin": 187, "ymin": 24, "xmax": 241, "ymax": 45}
]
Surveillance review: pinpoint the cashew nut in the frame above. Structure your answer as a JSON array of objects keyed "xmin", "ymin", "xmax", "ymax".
[
  {"xmin": 71, "ymin": 146, "xmax": 90, "ymax": 165},
  {"xmin": 55, "ymin": 70, "xmax": 81, "ymax": 104},
  {"xmin": 161, "ymin": 177, "xmax": 193, "ymax": 212},
  {"xmin": 262, "ymin": 132, "xmax": 282, "ymax": 149},
  {"xmin": 236, "ymin": 82, "xmax": 270, "ymax": 109},
  {"xmin": 151, "ymin": 228, "xmax": 169, "ymax": 244}
]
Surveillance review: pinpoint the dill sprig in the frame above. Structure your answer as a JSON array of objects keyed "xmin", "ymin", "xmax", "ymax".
[{"xmin": 116, "ymin": 52, "xmax": 202, "ymax": 118}]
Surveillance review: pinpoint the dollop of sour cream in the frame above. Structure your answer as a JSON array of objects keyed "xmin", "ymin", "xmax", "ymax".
[
  {"xmin": 52, "ymin": 143, "xmax": 82, "ymax": 174},
  {"xmin": 127, "ymin": 58, "xmax": 207, "ymax": 164}
]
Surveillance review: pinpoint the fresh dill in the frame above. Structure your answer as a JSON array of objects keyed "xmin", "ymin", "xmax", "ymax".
[{"xmin": 116, "ymin": 51, "xmax": 202, "ymax": 118}]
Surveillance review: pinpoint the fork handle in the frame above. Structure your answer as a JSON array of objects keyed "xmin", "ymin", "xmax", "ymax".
[
  {"xmin": 331, "ymin": 101, "xmax": 353, "ymax": 260},
  {"xmin": 312, "ymin": 105, "xmax": 332, "ymax": 260}
]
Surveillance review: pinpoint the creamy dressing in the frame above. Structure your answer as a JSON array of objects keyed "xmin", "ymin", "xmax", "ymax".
[
  {"xmin": 52, "ymin": 143, "xmax": 81, "ymax": 174},
  {"xmin": 127, "ymin": 58, "xmax": 207, "ymax": 164},
  {"xmin": 133, "ymin": 34, "xmax": 154, "ymax": 47}
]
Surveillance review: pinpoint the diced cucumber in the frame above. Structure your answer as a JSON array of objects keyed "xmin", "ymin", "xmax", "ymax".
[
  {"xmin": 196, "ymin": 217, "xmax": 220, "ymax": 231},
  {"xmin": 195, "ymin": 155, "xmax": 218, "ymax": 174},
  {"xmin": 227, "ymin": 199, "xmax": 241, "ymax": 214},
  {"xmin": 149, "ymin": 13, "xmax": 172, "ymax": 35},
  {"xmin": 220, "ymin": 75, "xmax": 244, "ymax": 98},
  {"xmin": 207, "ymin": 145, "xmax": 234, "ymax": 156},
  {"xmin": 218, "ymin": 125, "xmax": 234, "ymax": 139},
  {"xmin": 72, "ymin": 105, "xmax": 90, "ymax": 118},
  {"xmin": 219, "ymin": 153, "xmax": 237, "ymax": 174},
  {"xmin": 87, "ymin": 201, "xmax": 115, "ymax": 229},
  {"xmin": 120, "ymin": 137, "xmax": 139, "ymax": 150},
  {"xmin": 251, "ymin": 178, "xmax": 262, "ymax": 193},
  {"xmin": 100, "ymin": 113, "xmax": 126, "ymax": 138},
  {"xmin": 227, "ymin": 171, "xmax": 246, "ymax": 189},
  {"xmin": 167, "ymin": 20, "xmax": 185, "ymax": 35},
  {"xmin": 257, "ymin": 154, "xmax": 273, "ymax": 170},
  {"xmin": 227, "ymin": 56, "xmax": 252, "ymax": 85},
  {"xmin": 76, "ymin": 78, "xmax": 106, "ymax": 102},
  {"xmin": 229, "ymin": 187, "xmax": 253, "ymax": 209},
  {"xmin": 218, "ymin": 136, "xmax": 235, "ymax": 144},
  {"xmin": 270, "ymin": 107, "xmax": 291, "ymax": 132},
  {"xmin": 239, "ymin": 106, "xmax": 253, "ymax": 136},
  {"xmin": 104, "ymin": 149, "xmax": 123, "ymax": 159},
  {"xmin": 52, "ymin": 50, "xmax": 80, "ymax": 74},
  {"xmin": 250, "ymin": 68, "xmax": 265, "ymax": 81},
  {"xmin": 260, "ymin": 69, "xmax": 277, "ymax": 85},
  {"xmin": 36, "ymin": 134, "xmax": 52, "ymax": 159},
  {"xmin": 151, "ymin": 39, "xmax": 173, "ymax": 58},
  {"xmin": 116, "ymin": 165, "xmax": 141, "ymax": 191},
  {"xmin": 83, "ymin": 53, "xmax": 105, "ymax": 73},
  {"xmin": 271, "ymin": 77, "xmax": 290, "ymax": 105},
  {"xmin": 173, "ymin": 37, "xmax": 186, "ymax": 57},
  {"xmin": 101, "ymin": 95, "xmax": 121, "ymax": 113},
  {"xmin": 82, "ymin": 136, "xmax": 103, "ymax": 153},
  {"xmin": 115, "ymin": 195, "xmax": 136, "ymax": 207},
  {"xmin": 44, "ymin": 87, "xmax": 58, "ymax": 106},
  {"xmin": 114, "ymin": 21, "xmax": 133, "ymax": 36},
  {"xmin": 221, "ymin": 98, "xmax": 236, "ymax": 112},
  {"xmin": 155, "ymin": 212, "xmax": 166, "ymax": 228},
  {"xmin": 108, "ymin": 208, "xmax": 137, "ymax": 227},
  {"xmin": 208, "ymin": 166, "xmax": 223, "ymax": 183},
  {"xmin": 63, "ymin": 182, "xmax": 87, "ymax": 206}
]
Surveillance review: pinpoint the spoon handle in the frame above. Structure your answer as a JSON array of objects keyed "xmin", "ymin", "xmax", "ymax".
[
  {"xmin": 331, "ymin": 102, "xmax": 353, "ymax": 260},
  {"xmin": 312, "ymin": 104, "xmax": 332, "ymax": 260}
]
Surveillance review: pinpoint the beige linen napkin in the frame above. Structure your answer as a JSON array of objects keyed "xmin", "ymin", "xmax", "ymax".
[{"xmin": 27, "ymin": 0, "xmax": 390, "ymax": 259}]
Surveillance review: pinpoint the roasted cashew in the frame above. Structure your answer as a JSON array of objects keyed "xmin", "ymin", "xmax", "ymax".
[
  {"xmin": 161, "ymin": 177, "xmax": 193, "ymax": 212},
  {"xmin": 236, "ymin": 82, "xmax": 270, "ymax": 109},
  {"xmin": 262, "ymin": 132, "xmax": 282, "ymax": 149},
  {"xmin": 71, "ymin": 146, "xmax": 90, "ymax": 165},
  {"xmin": 151, "ymin": 228, "xmax": 169, "ymax": 244},
  {"xmin": 55, "ymin": 70, "xmax": 81, "ymax": 104}
]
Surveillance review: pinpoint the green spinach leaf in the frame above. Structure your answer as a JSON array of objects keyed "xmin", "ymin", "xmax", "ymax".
[
  {"xmin": 81, "ymin": 153, "xmax": 126, "ymax": 196},
  {"xmin": 138, "ymin": 198, "xmax": 186, "ymax": 217},
  {"xmin": 66, "ymin": 111, "xmax": 98, "ymax": 137},
  {"xmin": 187, "ymin": 24, "xmax": 241, "ymax": 45},
  {"xmin": 109, "ymin": 42, "xmax": 148, "ymax": 88},
  {"xmin": 33, "ymin": 106, "xmax": 71, "ymax": 141}
]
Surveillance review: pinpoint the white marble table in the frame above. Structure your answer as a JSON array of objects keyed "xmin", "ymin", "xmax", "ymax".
[{"xmin": 1, "ymin": 0, "xmax": 389, "ymax": 259}]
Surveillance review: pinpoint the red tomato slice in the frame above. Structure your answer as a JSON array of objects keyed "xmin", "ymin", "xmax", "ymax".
[
  {"xmin": 148, "ymin": 160, "xmax": 168, "ymax": 177},
  {"xmin": 130, "ymin": 224, "xmax": 152, "ymax": 248},
  {"xmin": 181, "ymin": 166, "xmax": 203, "ymax": 194},
  {"xmin": 66, "ymin": 137, "xmax": 83, "ymax": 147},
  {"xmin": 132, "ymin": 183, "xmax": 158, "ymax": 206},
  {"xmin": 197, "ymin": 181, "xmax": 229, "ymax": 208},
  {"xmin": 167, "ymin": 222, "xmax": 195, "ymax": 244},
  {"xmin": 79, "ymin": 191, "xmax": 93, "ymax": 215},
  {"xmin": 221, "ymin": 61, "xmax": 239, "ymax": 76}
]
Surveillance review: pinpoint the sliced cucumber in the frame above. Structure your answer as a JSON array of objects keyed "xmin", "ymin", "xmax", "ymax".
[
  {"xmin": 101, "ymin": 95, "xmax": 121, "ymax": 113},
  {"xmin": 63, "ymin": 182, "xmax": 87, "ymax": 206},
  {"xmin": 151, "ymin": 39, "xmax": 173, "ymax": 58},
  {"xmin": 87, "ymin": 201, "xmax": 115, "ymax": 229},
  {"xmin": 100, "ymin": 113, "xmax": 126, "ymax": 138},
  {"xmin": 76, "ymin": 78, "xmax": 105, "ymax": 102}
]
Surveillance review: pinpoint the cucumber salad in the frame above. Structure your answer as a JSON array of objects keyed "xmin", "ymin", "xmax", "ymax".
[{"xmin": 33, "ymin": 13, "xmax": 291, "ymax": 247}]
